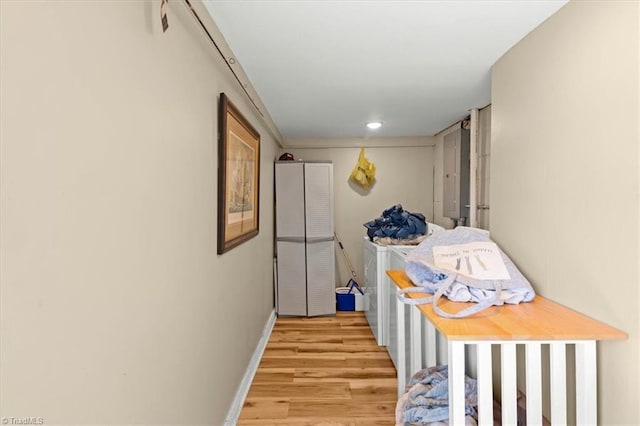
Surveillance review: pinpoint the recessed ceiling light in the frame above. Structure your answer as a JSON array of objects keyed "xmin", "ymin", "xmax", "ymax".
[{"xmin": 366, "ymin": 121, "xmax": 382, "ymax": 130}]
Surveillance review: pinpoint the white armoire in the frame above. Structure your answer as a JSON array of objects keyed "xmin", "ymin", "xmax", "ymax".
[{"xmin": 275, "ymin": 161, "xmax": 335, "ymax": 317}]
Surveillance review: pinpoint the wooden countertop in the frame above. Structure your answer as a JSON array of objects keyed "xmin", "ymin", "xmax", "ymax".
[{"xmin": 387, "ymin": 270, "xmax": 628, "ymax": 342}]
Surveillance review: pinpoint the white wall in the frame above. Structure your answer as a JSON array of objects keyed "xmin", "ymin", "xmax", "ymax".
[
  {"xmin": 284, "ymin": 140, "xmax": 434, "ymax": 289},
  {"xmin": 0, "ymin": 1, "xmax": 277, "ymax": 424},
  {"xmin": 638, "ymin": 0, "xmax": 640, "ymax": 414},
  {"xmin": 492, "ymin": 1, "xmax": 639, "ymax": 424},
  {"xmin": 476, "ymin": 106, "xmax": 491, "ymax": 230}
]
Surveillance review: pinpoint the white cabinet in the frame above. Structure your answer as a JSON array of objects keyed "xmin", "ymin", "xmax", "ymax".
[
  {"xmin": 363, "ymin": 239, "xmax": 389, "ymax": 346},
  {"xmin": 363, "ymin": 239, "xmax": 419, "ymax": 350},
  {"xmin": 275, "ymin": 161, "xmax": 335, "ymax": 317}
]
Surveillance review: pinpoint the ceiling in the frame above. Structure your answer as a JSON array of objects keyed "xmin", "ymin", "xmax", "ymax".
[{"xmin": 203, "ymin": 1, "xmax": 567, "ymax": 140}]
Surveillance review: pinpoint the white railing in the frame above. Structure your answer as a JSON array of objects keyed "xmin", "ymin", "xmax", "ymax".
[{"xmin": 389, "ymin": 270, "xmax": 626, "ymax": 425}]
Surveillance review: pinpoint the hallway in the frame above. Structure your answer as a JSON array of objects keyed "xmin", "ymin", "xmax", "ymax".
[{"xmin": 237, "ymin": 312, "xmax": 397, "ymax": 425}]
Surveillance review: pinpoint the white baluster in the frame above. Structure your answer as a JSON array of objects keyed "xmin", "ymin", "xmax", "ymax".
[
  {"xmin": 575, "ymin": 340, "xmax": 597, "ymax": 425},
  {"xmin": 550, "ymin": 342, "xmax": 567, "ymax": 425},
  {"xmin": 476, "ymin": 343, "xmax": 493, "ymax": 425},
  {"xmin": 525, "ymin": 342, "xmax": 543, "ymax": 425},
  {"xmin": 396, "ymin": 294, "xmax": 406, "ymax": 398},
  {"xmin": 501, "ymin": 343, "xmax": 517, "ymax": 425},
  {"xmin": 409, "ymin": 305, "xmax": 422, "ymax": 376},
  {"xmin": 425, "ymin": 319, "xmax": 437, "ymax": 368},
  {"xmin": 448, "ymin": 341, "xmax": 466, "ymax": 425}
]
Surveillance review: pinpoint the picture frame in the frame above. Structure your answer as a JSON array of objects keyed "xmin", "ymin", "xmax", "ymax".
[{"xmin": 217, "ymin": 93, "xmax": 260, "ymax": 254}]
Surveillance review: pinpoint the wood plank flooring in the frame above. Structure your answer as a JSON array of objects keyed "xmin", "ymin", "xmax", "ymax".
[{"xmin": 238, "ymin": 312, "xmax": 397, "ymax": 425}]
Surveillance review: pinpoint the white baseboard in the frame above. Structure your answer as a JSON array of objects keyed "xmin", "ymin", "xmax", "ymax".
[{"xmin": 224, "ymin": 309, "xmax": 276, "ymax": 426}]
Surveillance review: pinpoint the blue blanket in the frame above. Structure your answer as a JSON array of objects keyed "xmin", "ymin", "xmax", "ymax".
[
  {"xmin": 403, "ymin": 227, "xmax": 535, "ymax": 310},
  {"xmin": 363, "ymin": 204, "xmax": 426, "ymax": 240},
  {"xmin": 396, "ymin": 364, "xmax": 478, "ymax": 424}
]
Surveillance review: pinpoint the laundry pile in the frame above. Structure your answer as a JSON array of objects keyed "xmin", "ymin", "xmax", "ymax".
[
  {"xmin": 400, "ymin": 227, "xmax": 536, "ymax": 319},
  {"xmin": 363, "ymin": 204, "xmax": 427, "ymax": 242},
  {"xmin": 396, "ymin": 365, "xmax": 478, "ymax": 426}
]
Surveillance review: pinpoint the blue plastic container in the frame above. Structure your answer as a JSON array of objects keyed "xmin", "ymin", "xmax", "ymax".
[{"xmin": 336, "ymin": 288, "xmax": 356, "ymax": 311}]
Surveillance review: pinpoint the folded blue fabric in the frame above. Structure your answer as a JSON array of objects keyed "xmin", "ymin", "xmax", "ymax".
[
  {"xmin": 363, "ymin": 204, "xmax": 426, "ymax": 240},
  {"xmin": 397, "ymin": 365, "xmax": 478, "ymax": 424}
]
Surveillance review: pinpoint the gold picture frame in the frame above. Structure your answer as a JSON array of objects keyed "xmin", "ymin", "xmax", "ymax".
[{"xmin": 217, "ymin": 93, "xmax": 260, "ymax": 254}]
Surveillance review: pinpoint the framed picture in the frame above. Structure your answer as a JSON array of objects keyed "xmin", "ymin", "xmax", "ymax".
[{"xmin": 217, "ymin": 93, "xmax": 260, "ymax": 254}]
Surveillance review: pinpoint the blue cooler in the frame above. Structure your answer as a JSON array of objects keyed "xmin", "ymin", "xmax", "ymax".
[{"xmin": 336, "ymin": 287, "xmax": 356, "ymax": 311}]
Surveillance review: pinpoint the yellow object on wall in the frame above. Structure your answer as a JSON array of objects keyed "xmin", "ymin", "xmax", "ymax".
[{"xmin": 349, "ymin": 148, "xmax": 376, "ymax": 188}]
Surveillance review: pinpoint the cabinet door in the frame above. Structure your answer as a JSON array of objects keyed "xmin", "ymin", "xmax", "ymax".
[
  {"xmin": 276, "ymin": 241, "xmax": 307, "ymax": 316},
  {"xmin": 304, "ymin": 163, "xmax": 334, "ymax": 239},
  {"xmin": 306, "ymin": 239, "xmax": 336, "ymax": 317},
  {"xmin": 275, "ymin": 163, "xmax": 305, "ymax": 238}
]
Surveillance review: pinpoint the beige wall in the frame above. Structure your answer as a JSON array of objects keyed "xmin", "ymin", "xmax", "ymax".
[
  {"xmin": 492, "ymin": 1, "xmax": 639, "ymax": 424},
  {"xmin": 284, "ymin": 142, "xmax": 434, "ymax": 289},
  {"xmin": 0, "ymin": 1, "xmax": 277, "ymax": 424}
]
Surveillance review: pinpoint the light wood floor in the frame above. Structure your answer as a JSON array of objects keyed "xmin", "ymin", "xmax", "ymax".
[{"xmin": 238, "ymin": 311, "xmax": 397, "ymax": 425}]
